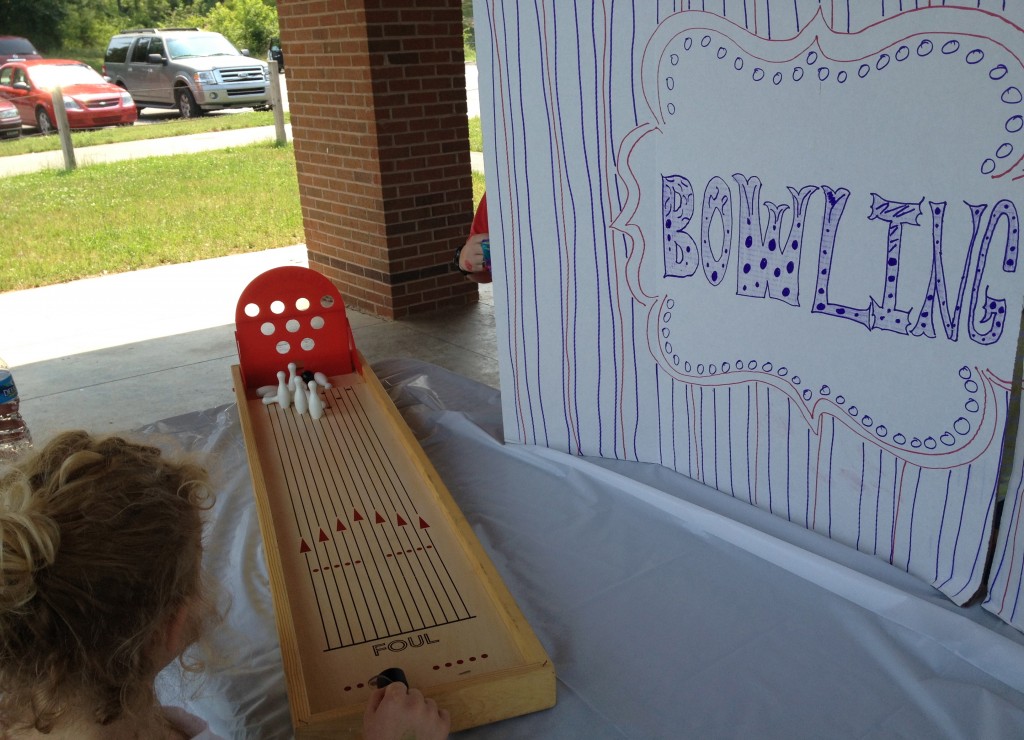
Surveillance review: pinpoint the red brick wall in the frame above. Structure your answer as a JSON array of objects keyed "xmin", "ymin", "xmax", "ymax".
[{"xmin": 276, "ymin": 0, "xmax": 477, "ymax": 319}]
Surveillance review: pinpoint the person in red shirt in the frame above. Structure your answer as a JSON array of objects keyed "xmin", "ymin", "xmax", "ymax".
[{"xmin": 454, "ymin": 192, "xmax": 492, "ymax": 284}]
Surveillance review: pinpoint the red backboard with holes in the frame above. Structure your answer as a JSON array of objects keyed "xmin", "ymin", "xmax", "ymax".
[{"xmin": 234, "ymin": 266, "xmax": 360, "ymax": 389}]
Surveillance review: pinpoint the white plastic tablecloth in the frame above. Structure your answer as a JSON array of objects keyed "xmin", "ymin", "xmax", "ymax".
[{"xmin": 149, "ymin": 359, "xmax": 1024, "ymax": 739}]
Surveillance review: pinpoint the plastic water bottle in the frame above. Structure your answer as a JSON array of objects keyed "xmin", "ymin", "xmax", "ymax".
[{"xmin": 0, "ymin": 359, "xmax": 32, "ymax": 461}]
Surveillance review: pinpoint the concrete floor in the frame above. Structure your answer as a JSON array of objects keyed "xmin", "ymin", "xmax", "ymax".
[{"xmin": 3, "ymin": 245, "xmax": 497, "ymax": 446}]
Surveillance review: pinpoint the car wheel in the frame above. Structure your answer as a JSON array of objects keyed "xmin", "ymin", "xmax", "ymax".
[
  {"xmin": 176, "ymin": 87, "xmax": 201, "ymax": 119},
  {"xmin": 36, "ymin": 107, "xmax": 55, "ymax": 135}
]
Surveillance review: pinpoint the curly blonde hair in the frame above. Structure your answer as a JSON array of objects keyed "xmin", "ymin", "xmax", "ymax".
[{"xmin": 0, "ymin": 431, "xmax": 212, "ymax": 733}]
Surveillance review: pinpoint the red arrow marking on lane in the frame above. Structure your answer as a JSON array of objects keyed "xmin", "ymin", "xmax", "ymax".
[
  {"xmin": 299, "ymin": 539, "xmax": 311, "ymax": 554},
  {"xmin": 336, "ymin": 519, "xmax": 347, "ymax": 531},
  {"xmin": 374, "ymin": 511, "xmax": 386, "ymax": 524},
  {"xmin": 319, "ymin": 528, "xmax": 330, "ymax": 543},
  {"xmin": 396, "ymin": 514, "xmax": 408, "ymax": 526},
  {"xmin": 419, "ymin": 517, "xmax": 430, "ymax": 529},
  {"xmin": 353, "ymin": 510, "xmax": 364, "ymax": 522}
]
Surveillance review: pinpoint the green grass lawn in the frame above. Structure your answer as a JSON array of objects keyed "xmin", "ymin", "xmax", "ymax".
[
  {"xmin": 0, "ymin": 142, "xmax": 304, "ymax": 292},
  {"xmin": 0, "ymin": 111, "xmax": 287, "ymax": 157},
  {"xmin": 1, "ymin": 118, "xmax": 485, "ymax": 292}
]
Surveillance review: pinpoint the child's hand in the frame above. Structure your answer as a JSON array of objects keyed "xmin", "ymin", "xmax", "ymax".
[
  {"xmin": 363, "ymin": 681, "xmax": 451, "ymax": 740},
  {"xmin": 458, "ymin": 233, "xmax": 493, "ymax": 283}
]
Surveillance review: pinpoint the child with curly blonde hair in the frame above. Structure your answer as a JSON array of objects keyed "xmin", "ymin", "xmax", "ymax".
[{"xmin": 0, "ymin": 431, "xmax": 449, "ymax": 740}]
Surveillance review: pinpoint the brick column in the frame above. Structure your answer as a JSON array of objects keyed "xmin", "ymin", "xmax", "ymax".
[{"xmin": 276, "ymin": 0, "xmax": 477, "ymax": 319}]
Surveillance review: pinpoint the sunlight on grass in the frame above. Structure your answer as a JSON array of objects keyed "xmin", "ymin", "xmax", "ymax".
[
  {"xmin": 0, "ymin": 111, "xmax": 289, "ymax": 157},
  {"xmin": 468, "ymin": 116, "xmax": 482, "ymax": 153},
  {"xmin": 0, "ymin": 143, "xmax": 303, "ymax": 292}
]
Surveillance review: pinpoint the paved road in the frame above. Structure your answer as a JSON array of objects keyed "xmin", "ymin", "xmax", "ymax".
[{"xmin": 0, "ymin": 65, "xmax": 482, "ymax": 178}]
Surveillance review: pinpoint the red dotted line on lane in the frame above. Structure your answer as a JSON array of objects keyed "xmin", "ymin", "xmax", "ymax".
[
  {"xmin": 385, "ymin": 545, "xmax": 434, "ymax": 558},
  {"xmin": 311, "ymin": 559, "xmax": 362, "ymax": 573}
]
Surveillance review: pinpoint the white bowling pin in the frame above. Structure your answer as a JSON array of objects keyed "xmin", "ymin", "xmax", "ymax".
[
  {"xmin": 277, "ymin": 370, "xmax": 292, "ymax": 410},
  {"xmin": 308, "ymin": 380, "xmax": 324, "ymax": 420}
]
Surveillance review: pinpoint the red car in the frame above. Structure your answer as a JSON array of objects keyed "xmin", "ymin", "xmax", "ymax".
[
  {"xmin": 0, "ymin": 59, "xmax": 137, "ymax": 134},
  {"xmin": 0, "ymin": 98, "xmax": 21, "ymax": 139}
]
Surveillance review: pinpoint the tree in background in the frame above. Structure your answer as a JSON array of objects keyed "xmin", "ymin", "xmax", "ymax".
[
  {"xmin": 205, "ymin": 0, "xmax": 278, "ymax": 56},
  {"xmin": 0, "ymin": 0, "xmax": 66, "ymax": 51}
]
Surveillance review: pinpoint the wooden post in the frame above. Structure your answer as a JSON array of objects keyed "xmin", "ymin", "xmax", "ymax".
[
  {"xmin": 51, "ymin": 85, "xmax": 76, "ymax": 172},
  {"xmin": 268, "ymin": 62, "xmax": 287, "ymax": 145}
]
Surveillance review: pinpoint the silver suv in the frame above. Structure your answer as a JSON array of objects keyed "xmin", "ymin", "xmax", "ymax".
[{"xmin": 103, "ymin": 28, "xmax": 270, "ymax": 117}]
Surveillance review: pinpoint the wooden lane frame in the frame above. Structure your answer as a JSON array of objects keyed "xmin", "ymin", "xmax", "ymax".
[{"xmin": 232, "ymin": 359, "xmax": 555, "ymax": 736}]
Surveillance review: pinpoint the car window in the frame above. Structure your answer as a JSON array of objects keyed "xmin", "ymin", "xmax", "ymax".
[
  {"xmin": 148, "ymin": 36, "xmax": 165, "ymax": 60},
  {"xmin": 0, "ymin": 38, "xmax": 37, "ymax": 56},
  {"xmin": 12, "ymin": 68, "xmax": 27, "ymax": 87},
  {"xmin": 0, "ymin": 68, "xmax": 12, "ymax": 86},
  {"xmin": 130, "ymin": 37, "xmax": 151, "ymax": 63},
  {"xmin": 166, "ymin": 33, "xmax": 239, "ymax": 59},
  {"xmin": 105, "ymin": 37, "xmax": 132, "ymax": 64},
  {"xmin": 28, "ymin": 64, "xmax": 105, "ymax": 90}
]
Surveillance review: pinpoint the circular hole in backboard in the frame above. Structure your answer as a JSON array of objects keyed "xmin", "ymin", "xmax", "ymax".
[
  {"xmin": 295, "ymin": 297, "xmax": 311, "ymax": 311},
  {"xmin": 260, "ymin": 322, "xmax": 276, "ymax": 336},
  {"xmin": 320, "ymin": 294, "xmax": 335, "ymax": 308},
  {"xmin": 285, "ymin": 319, "xmax": 301, "ymax": 333},
  {"xmin": 310, "ymin": 316, "xmax": 325, "ymax": 330},
  {"xmin": 275, "ymin": 340, "xmax": 290, "ymax": 354},
  {"xmin": 270, "ymin": 300, "xmax": 286, "ymax": 314},
  {"xmin": 244, "ymin": 303, "xmax": 260, "ymax": 317},
  {"xmin": 301, "ymin": 337, "xmax": 315, "ymax": 351}
]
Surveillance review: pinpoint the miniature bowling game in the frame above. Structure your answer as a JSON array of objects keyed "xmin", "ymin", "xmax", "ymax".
[{"xmin": 231, "ymin": 266, "xmax": 554, "ymax": 737}]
